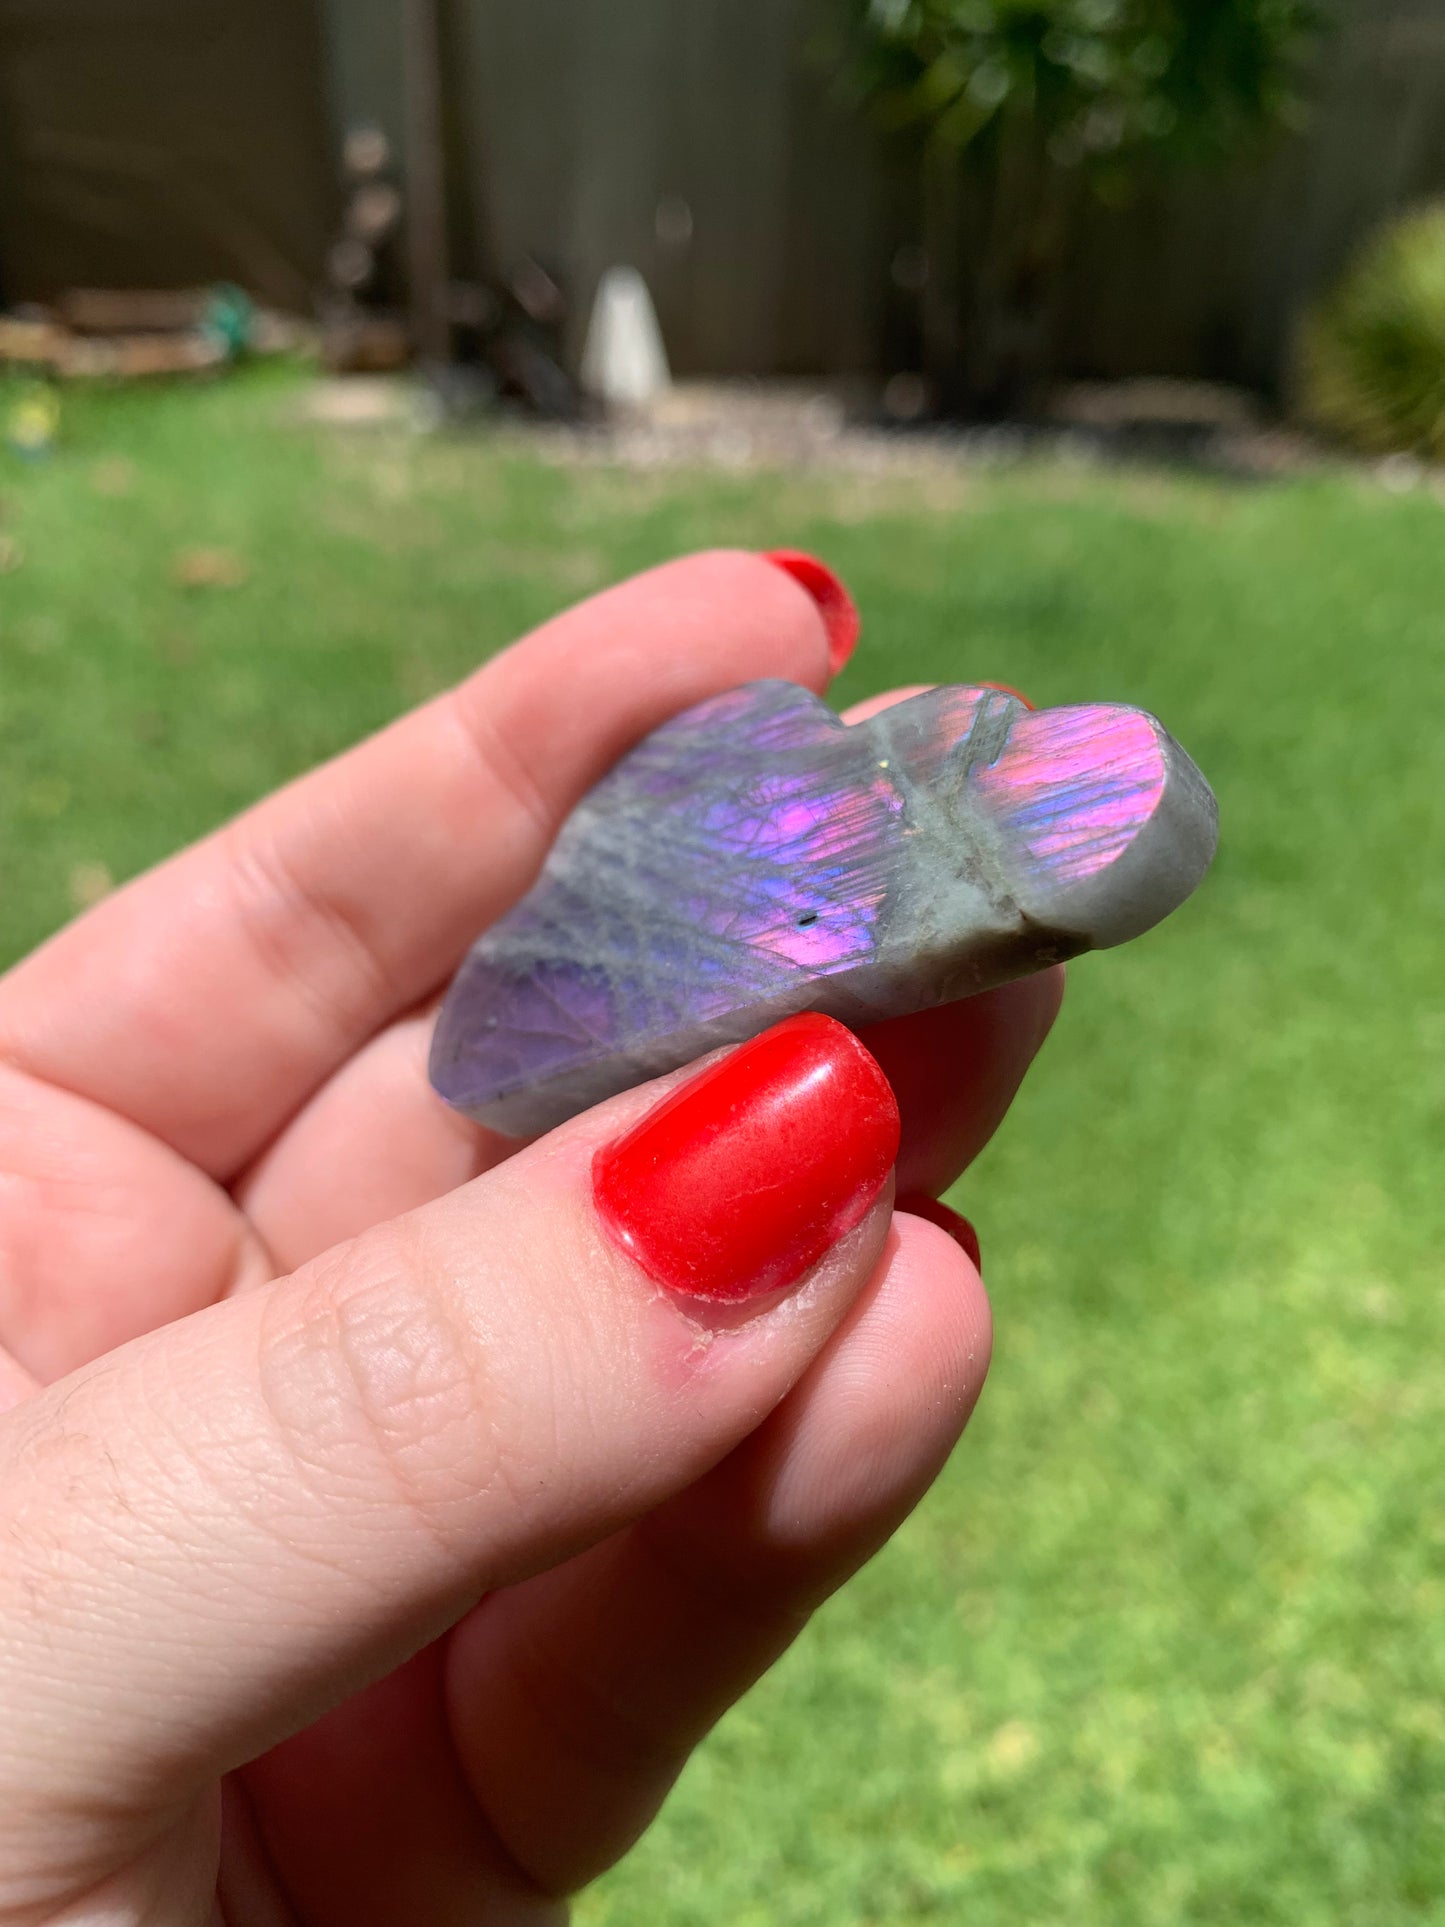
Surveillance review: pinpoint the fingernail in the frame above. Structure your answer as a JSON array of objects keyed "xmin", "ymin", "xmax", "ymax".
[
  {"xmin": 895, "ymin": 1194, "xmax": 983, "ymax": 1274},
  {"xmin": 978, "ymin": 681, "xmax": 1036, "ymax": 712},
  {"xmin": 594, "ymin": 1014, "xmax": 900, "ymax": 1302},
  {"xmin": 762, "ymin": 551, "xmax": 862, "ymax": 676}
]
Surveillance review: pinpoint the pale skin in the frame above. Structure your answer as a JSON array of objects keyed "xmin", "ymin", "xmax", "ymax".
[{"xmin": 0, "ymin": 553, "xmax": 1062, "ymax": 1926}]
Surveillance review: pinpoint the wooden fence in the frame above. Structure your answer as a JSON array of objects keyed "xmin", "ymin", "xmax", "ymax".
[
  {"xmin": 321, "ymin": 0, "xmax": 898, "ymax": 378},
  {"xmin": 0, "ymin": 0, "xmax": 333, "ymax": 315},
  {"xmin": 4, "ymin": 0, "xmax": 1445, "ymax": 392}
]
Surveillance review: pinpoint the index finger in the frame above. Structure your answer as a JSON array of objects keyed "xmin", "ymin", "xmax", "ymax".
[{"xmin": 0, "ymin": 552, "xmax": 845, "ymax": 1177}]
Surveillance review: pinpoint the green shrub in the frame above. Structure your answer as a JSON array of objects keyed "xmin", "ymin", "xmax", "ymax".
[
  {"xmin": 831, "ymin": 0, "xmax": 1323, "ymax": 412},
  {"xmin": 837, "ymin": 0, "xmax": 1321, "ymax": 176},
  {"xmin": 1300, "ymin": 201, "xmax": 1445, "ymax": 458}
]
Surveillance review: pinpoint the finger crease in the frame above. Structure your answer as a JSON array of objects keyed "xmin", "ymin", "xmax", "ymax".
[
  {"xmin": 443, "ymin": 689, "xmax": 556, "ymax": 855},
  {"xmin": 219, "ymin": 826, "xmax": 399, "ymax": 1043}
]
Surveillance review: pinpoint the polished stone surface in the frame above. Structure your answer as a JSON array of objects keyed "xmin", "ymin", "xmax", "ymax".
[{"xmin": 431, "ymin": 681, "xmax": 1218, "ymax": 1135}]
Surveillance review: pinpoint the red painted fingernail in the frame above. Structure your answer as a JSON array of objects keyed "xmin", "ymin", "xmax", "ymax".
[
  {"xmin": 594, "ymin": 1014, "xmax": 900, "ymax": 1302},
  {"xmin": 762, "ymin": 551, "xmax": 862, "ymax": 676},
  {"xmin": 977, "ymin": 681, "xmax": 1036, "ymax": 712},
  {"xmin": 896, "ymin": 1194, "xmax": 983, "ymax": 1274}
]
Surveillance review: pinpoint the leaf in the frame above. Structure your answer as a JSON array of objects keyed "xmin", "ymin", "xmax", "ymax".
[
  {"xmin": 68, "ymin": 861, "xmax": 114, "ymax": 912},
  {"xmin": 91, "ymin": 457, "xmax": 138, "ymax": 498},
  {"xmin": 171, "ymin": 548, "xmax": 249, "ymax": 591}
]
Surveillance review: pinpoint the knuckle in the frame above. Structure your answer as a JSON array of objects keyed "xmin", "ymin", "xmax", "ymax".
[
  {"xmin": 256, "ymin": 1222, "xmax": 508, "ymax": 1563},
  {"xmin": 218, "ymin": 818, "xmax": 397, "ymax": 1039},
  {"xmin": 444, "ymin": 685, "xmax": 555, "ymax": 852}
]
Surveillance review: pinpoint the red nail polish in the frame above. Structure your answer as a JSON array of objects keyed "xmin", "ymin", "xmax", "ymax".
[
  {"xmin": 762, "ymin": 551, "xmax": 862, "ymax": 676},
  {"xmin": 977, "ymin": 681, "xmax": 1036, "ymax": 712},
  {"xmin": 594, "ymin": 1014, "xmax": 900, "ymax": 1302},
  {"xmin": 895, "ymin": 1194, "xmax": 983, "ymax": 1274}
]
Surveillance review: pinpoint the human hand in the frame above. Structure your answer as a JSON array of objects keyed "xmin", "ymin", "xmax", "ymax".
[{"xmin": 0, "ymin": 553, "xmax": 1061, "ymax": 1925}]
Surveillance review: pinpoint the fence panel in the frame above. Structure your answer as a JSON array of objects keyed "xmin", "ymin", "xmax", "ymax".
[
  {"xmin": 325, "ymin": 0, "xmax": 895, "ymax": 374},
  {"xmin": 4, "ymin": 0, "xmax": 1444, "ymax": 388},
  {"xmin": 325, "ymin": 0, "xmax": 1445, "ymax": 390},
  {"xmin": 0, "ymin": 0, "xmax": 335, "ymax": 310}
]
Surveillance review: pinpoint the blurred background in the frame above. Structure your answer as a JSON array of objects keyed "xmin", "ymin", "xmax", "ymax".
[{"xmin": 3, "ymin": 3, "xmax": 1445, "ymax": 1923}]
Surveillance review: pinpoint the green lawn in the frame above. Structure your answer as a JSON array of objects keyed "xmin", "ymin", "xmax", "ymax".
[{"xmin": 4, "ymin": 368, "xmax": 1444, "ymax": 1924}]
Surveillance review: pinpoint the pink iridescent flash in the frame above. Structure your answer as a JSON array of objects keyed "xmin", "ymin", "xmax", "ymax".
[{"xmin": 975, "ymin": 704, "xmax": 1168, "ymax": 884}]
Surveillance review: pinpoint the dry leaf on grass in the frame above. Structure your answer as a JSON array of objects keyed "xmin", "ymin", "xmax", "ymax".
[
  {"xmin": 0, "ymin": 534, "xmax": 24, "ymax": 574},
  {"xmin": 68, "ymin": 861, "xmax": 114, "ymax": 911},
  {"xmin": 92, "ymin": 457, "xmax": 138, "ymax": 497},
  {"xmin": 161, "ymin": 632, "xmax": 197, "ymax": 666},
  {"xmin": 172, "ymin": 547, "xmax": 249, "ymax": 590}
]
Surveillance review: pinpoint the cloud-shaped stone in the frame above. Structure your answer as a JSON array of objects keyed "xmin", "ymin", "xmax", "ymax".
[{"xmin": 431, "ymin": 681, "xmax": 1218, "ymax": 1135}]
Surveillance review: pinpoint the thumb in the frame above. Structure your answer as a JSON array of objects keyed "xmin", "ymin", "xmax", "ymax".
[{"xmin": 0, "ymin": 1018, "xmax": 897, "ymax": 1824}]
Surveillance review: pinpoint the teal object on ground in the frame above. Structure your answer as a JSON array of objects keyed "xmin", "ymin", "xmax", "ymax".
[{"xmin": 200, "ymin": 285, "xmax": 256, "ymax": 361}]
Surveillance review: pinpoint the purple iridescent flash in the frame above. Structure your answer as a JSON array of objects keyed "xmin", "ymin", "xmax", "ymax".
[{"xmin": 430, "ymin": 681, "xmax": 1218, "ymax": 1134}]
